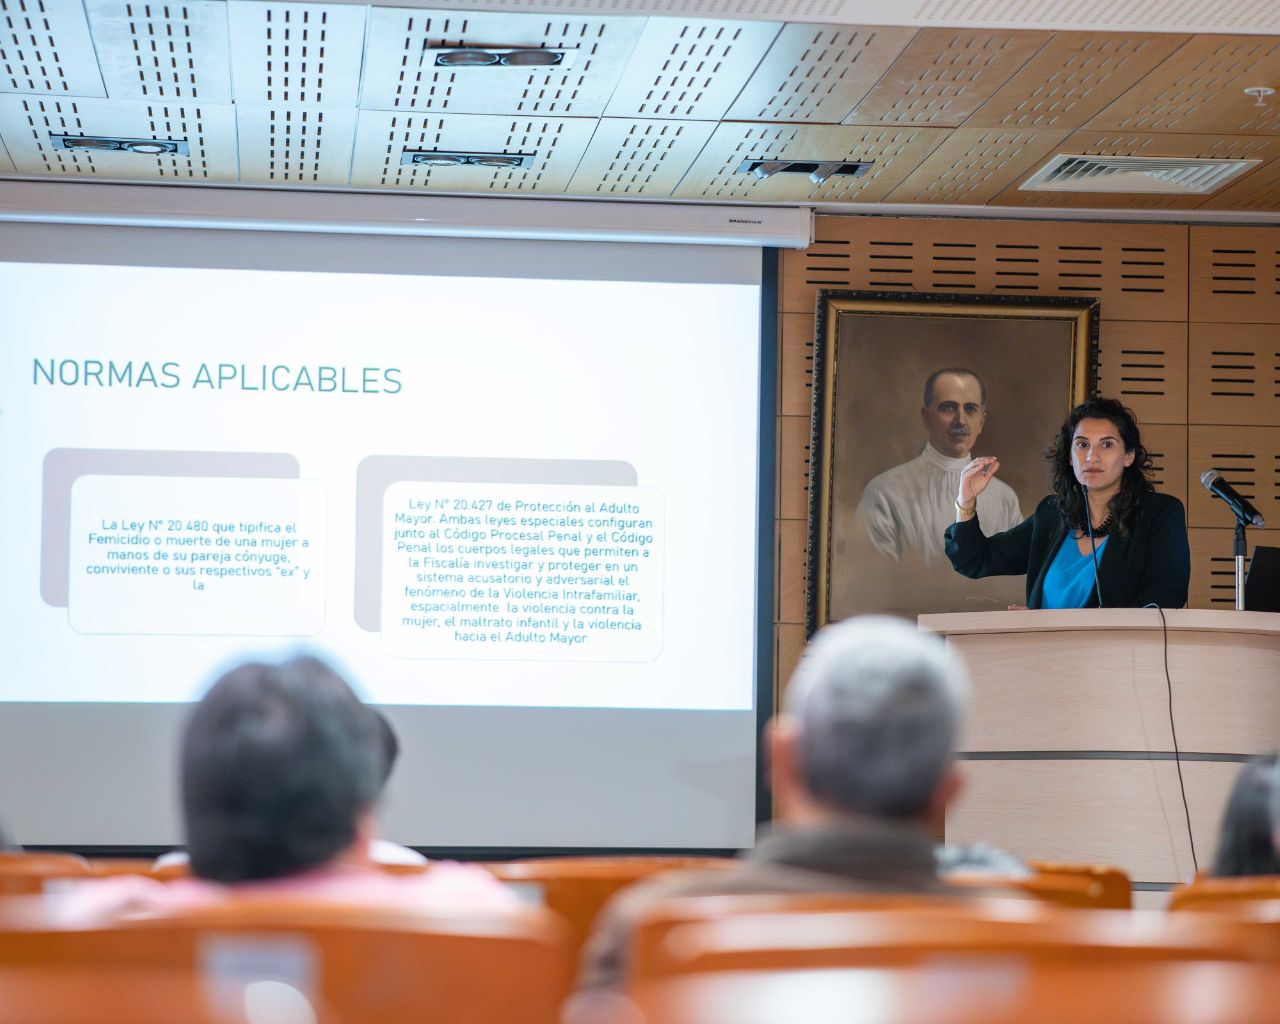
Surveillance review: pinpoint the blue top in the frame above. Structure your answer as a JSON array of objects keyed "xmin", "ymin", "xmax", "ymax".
[{"xmin": 1042, "ymin": 535, "xmax": 1108, "ymax": 609}]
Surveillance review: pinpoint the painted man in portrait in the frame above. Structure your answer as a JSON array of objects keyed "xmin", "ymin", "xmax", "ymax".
[{"xmin": 854, "ymin": 368, "xmax": 1022, "ymax": 566}]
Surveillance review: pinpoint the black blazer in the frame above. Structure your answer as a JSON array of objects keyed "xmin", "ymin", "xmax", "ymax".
[{"xmin": 944, "ymin": 490, "xmax": 1190, "ymax": 609}]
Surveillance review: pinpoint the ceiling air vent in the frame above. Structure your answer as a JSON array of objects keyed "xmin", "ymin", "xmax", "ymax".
[{"xmin": 1020, "ymin": 154, "xmax": 1260, "ymax": 195}]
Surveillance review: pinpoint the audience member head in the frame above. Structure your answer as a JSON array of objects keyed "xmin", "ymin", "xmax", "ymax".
[
  {"xmin": 372, "ymin": 709, "xmax": 400, "ymax": 790},
  {"xmin": 773, "ymin": 616, "xmax": 969, "ymax": 831},
  {"xmin": 1211, "ymin": 753, "xmax": 1280, "ymax": 877},
  {"xmin": 181, "ymin": 655, "xmax": 382, "ymax": 883}
]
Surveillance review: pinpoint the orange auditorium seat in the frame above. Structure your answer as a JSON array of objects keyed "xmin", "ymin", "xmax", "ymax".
[
  {"xmin": 626, "ymin": 896, "xmax": 1280, "ymax": 985},
  {"xmin": 0, "ymin": 899, "xmax": 572, "ymax": 1024},
  {"xmin": 947, "ymin": 861, "xmax": 1132, "ymax": 909},
  {"xmin": 485, "ymin": 855, "xmax": 735, "ymax": 956},
  {"xmin": 0, "ymin": 852, "xmax": 91, "ymax": 896},
  {"xmin": 1170, "ymin": 875, "xmax": 1280, "ymax": 912}
]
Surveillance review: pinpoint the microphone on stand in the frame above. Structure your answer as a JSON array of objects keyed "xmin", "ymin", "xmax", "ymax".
[
  {"xmin": 1202, "ymin": 469, "xmax": 1265, "ymax": 611},
  {"xmin": 1081, "ymin": 483, "xmax": 1105, "ymax": 608},
  {"xmin": 1200, "ymin": 469, "xmax": 1266, "ymax": 528}
]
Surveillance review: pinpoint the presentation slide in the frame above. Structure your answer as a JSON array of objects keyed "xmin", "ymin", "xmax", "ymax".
[
  {"xmin": 0, "ymin": 231, "xmax": 766, "ymax": 850},
  {"xmin": 3, "ymin": 261, "xmax": 759, "ymax": 710}
]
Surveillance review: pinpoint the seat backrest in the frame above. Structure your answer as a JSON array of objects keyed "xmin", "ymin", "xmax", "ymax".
[
  {"xmin": 947, "ymin": 862, "xmax": 1132, "ymax": 909},
  {"xmin": 1169, "ymin": 876, "xmax": 1280, "ymax": 912},
  {"xmin": 0, "ymin": 852, "xmax": 91, "ymax": 895},
  {"xmin": 628, "ymin": 960, "xmax": 1280, "ymax": 1024},
  {"xmin": 0, "ymin": 901, "xmax": 573, "ymax": 1024},
  {"xmin": 627, "ymin": 897, "xmax": 1280, "ymax": 983},
  {"xmin": 1027, "ymin": 861, "xmax": 1132, "ymax": 908},
  {"xmin": 485, "ymin": 856, "xmax": 735, "ymax": 955}
]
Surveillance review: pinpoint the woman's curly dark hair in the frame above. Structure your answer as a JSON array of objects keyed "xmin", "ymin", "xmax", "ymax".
[{"xmin": 1045, "ymin": 398, "xmax": 1153, "ymax": 536}]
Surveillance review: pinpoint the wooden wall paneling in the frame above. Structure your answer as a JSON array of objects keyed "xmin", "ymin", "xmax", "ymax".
[
  {"xmin": 779, "ymin": 313, "xmax": 815, "ymax": 417},
  {"xmin": 780, "ymin": 230, "xmax": 855, "ymax": 314},
  {"xmin": 1096, "ymin": 321, "xmax": 1188, "ymax": 424},
  {"xmin": 775, "ymin": 623, "xmax": 806, "ymax": 697},
  {"xmin": 1189, "ymin": 527, "xmax": 1280, "ymax": 609},
  {"xmin": 1140, "ymin": 424, "xmax": 1188, "ymax": 509},
  {"xmin": 787, "ymin": 216, "xmax": 1187, "ymax": 322},
  {"xmin": 776, "ymin": 519, "xmax": 806, "ymax": 625},
  {"xmin": 777, "ymin": 415, "xmax": 811, "ymax": 521},
  {"xmin": 948, "ymin": 759, "xmax": 1196, "ymax": 883},
  {"xmin": 1189, "ymin": 227, "xmax": 1280, "ymax": 325},
  {"xmin": 883, "ymin": 126, "xmax": 1071, "ymax": 205},
  {"xmin": 1085, "ymin": 35, "xmax": 1280, "ymax": 137},
  {"xmin": 845, "ymin": 28, "xmax": 1051, "ymax": 128},
  {"xmin": 1187, "ymin": 425, "xmax": 1280, "ymax": 528},
  {"xmin": 1189, "ymin": 323, "xmax": 1280, "ymax": 426},
  {"xmin": 962, "ymin": 32, "xmax": 1190, "ymax": 132}
]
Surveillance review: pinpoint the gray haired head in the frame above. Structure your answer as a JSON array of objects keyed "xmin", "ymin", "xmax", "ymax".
[{"xmin": 784, "ymin": 617, "xmax": 969, "ymax": 820}]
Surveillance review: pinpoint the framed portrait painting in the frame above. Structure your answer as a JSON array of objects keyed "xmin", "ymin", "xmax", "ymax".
[{"xmin": 807, "ymin": 291, "xmax": 1098, "ymax": 632}]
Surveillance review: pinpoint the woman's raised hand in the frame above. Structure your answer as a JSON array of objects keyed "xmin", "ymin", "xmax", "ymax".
[{"xmin": 958, "ymin": 456, "xmax": 1000, "ymax": 508}]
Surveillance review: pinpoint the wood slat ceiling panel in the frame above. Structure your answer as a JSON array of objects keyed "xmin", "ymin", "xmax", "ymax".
[
  {"xmin": 235, "ymin": 106, "xmax": 360, "ymax": 186},
  {"xmin": 603, "ymin": 17, "xmax": 780, "ymax": 120},
  {"xmin": 1189, "ymin": 226, "xmax": 1280, "ymax": 324},
  {"xmin": 0, "ymin": 95, "xmax": 238, "ymax": 179},
  {"xmin": 884, "ymin": 125, "xmax": 1070, "ymax": 204},
  {"xmin": 962, "ymin": 32, "xmax": 1188, "ymax": 131},
  {"xmin": 1189, "ymin": 527, "xmax": 1280, "ymax": 609},
  {"xmin": 87, "ymin": 0, "xmax": 232, "ymax": 103},
  {"xmin": 0, "ymin": 0, "xmax": 105, "ymax": 96},
  {"xmin": 1139, "ymin": 422, "xmax": 1188, "ymax": 508},
  {"xmin": 1189, "ymin": 323, "xmax": 1280, "ymax": 426},
  {"xmin": 1187, "ymin": 424, "xmax": 1280, "ymax": 529},
  {"xmin": 1096, "ymin": 321, "xmax": 1188, "ymax": 425},
  {"xmin": 844, "ymin": 28, "xmax": 1051, "ymax": 128},
  {"xmin": 779, "ymin": 216, "xmax": 1187, "ymax": 322},
  {"xmin": 1200, "ymin": 157, "xmax": 1280, "ymax": 212},
  {"xmin": 361, "ymin": 10, "xmax": 645, "ymax": 117},
  {"xmin": 673, "ymin": 123, "xmax": 948, "ymax": 201},
  {"xmin": 566, "ymin": 117, "xmax": 714, "ymax": 197},
  {"xmin": 1086, "ymin": 34, "xmax": 1280, "ymax": 135},
  {"xmin": 991, "ymin": 130, "xmax": 1280, "ymax": 209},
  {"xmin": 350, "ymin": 110, "xmax": 596, "ymax": 191},
  {"xmin": 227, "ymin": 1, "xmax": 367, "ymax": 107},
  {"xmin": 726, "ymin": 23, "xmax": 915, "ymax": 123}
]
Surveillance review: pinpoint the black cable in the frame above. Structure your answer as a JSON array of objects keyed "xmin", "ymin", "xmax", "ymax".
[
  {"xmin": 1081, "ymin": 484, "xmax": 1105, "ymax": 608},
  {"xmin": 1155, "ymin": 604, "xmax": 1198, "ymax": 874}
]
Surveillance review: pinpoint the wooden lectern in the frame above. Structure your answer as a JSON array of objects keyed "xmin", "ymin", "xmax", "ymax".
[{"xmin": 918, "ymin": 609, "xmax": 1280, "ymax": 888}]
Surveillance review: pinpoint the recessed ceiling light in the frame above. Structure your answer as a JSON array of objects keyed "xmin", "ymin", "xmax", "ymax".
[
  {"xmin": 499, "ymin": 50, "xmax": 563, "ymax": 67},
  {"xmin": 50, "ymin": 133, "xmax": 189, "ymax": 157},
  {"xmin": 401, "ymin": 150, "xmax": 536, "ymax": 170},
  {"xmin": 434, "ymin": 50, "xmax": 500, "ymax": 67},
  {"xmin": 422, "ymin": 46, "xmax": 573, "ymax": 69}
]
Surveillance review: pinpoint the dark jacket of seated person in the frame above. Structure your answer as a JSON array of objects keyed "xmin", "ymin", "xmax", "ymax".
[
  {"xmin": 570, "ymin": 617, "xmax": 971, "ymax": 1001},
  {"xmin": 944, "ymin": 398, "xmax": 1190, "ymax": 610}
]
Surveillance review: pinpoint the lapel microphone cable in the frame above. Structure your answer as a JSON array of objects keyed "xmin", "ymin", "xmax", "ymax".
[{"xmin": 1081, "ymin": 483, "xmax": 1105, "ymax": 609}]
